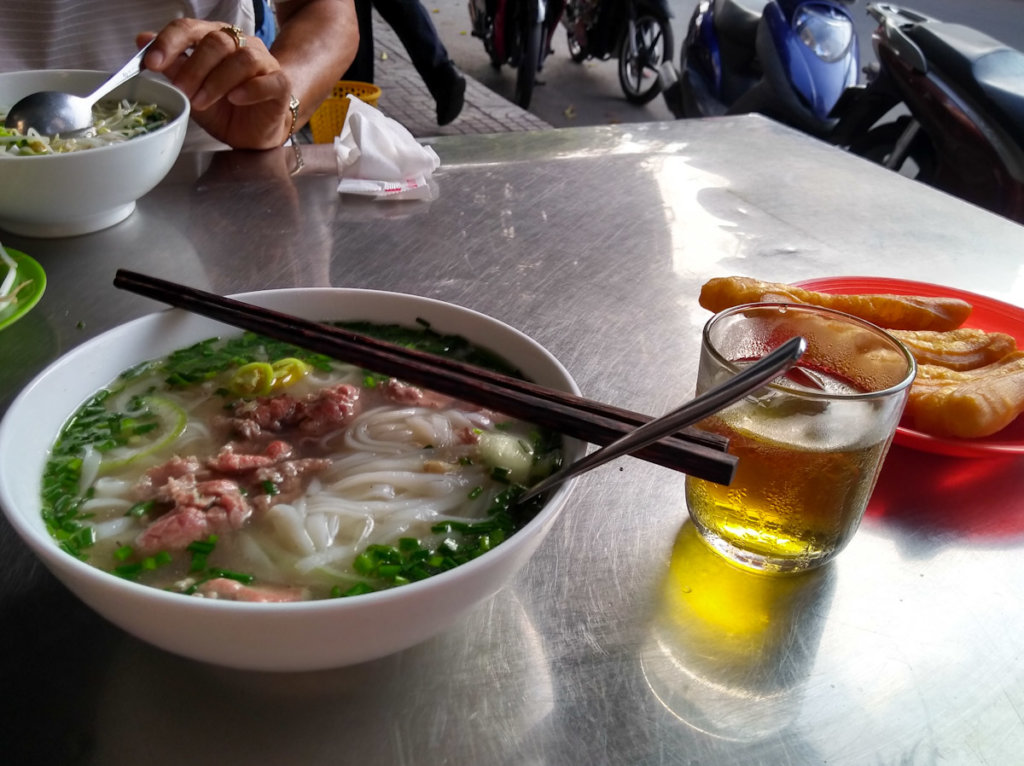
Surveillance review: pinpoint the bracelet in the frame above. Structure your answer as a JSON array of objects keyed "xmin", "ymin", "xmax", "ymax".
[
  {"xmin": 287, "ymin": 93, "xmax": 300, "ymax": 141},
  {"xmin": 287, "ymin": 94, "xmax": 304, "ymax": 174}
]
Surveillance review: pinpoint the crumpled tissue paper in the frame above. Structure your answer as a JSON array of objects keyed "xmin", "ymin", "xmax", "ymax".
[{"xmin": 334, "ymin": 95, "xmax": 440, "ymax": 200}]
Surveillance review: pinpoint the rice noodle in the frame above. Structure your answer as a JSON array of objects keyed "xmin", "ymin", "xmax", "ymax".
[
  {"xmin": 91, "ymin": 476, "xmax": 136, "ymax": 496},
  {"xmin": 91, "ymin": 515, "xmax": 136, "ymax": 542},
  {"xmin": 266, "ymin": 504, "xmax": 317, "ymax": 556},
  {"xmin": 78, "ymin": 446, "xmax": 101, "ymax": 494},
  {"xmin": 304, "ymin": 512, "xmax": 333, "ymax": 550}
]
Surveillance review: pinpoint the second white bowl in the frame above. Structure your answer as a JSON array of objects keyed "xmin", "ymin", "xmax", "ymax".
[{"xmin": 0, "ymin": 70, "xmax": 189, "ymax": 237}]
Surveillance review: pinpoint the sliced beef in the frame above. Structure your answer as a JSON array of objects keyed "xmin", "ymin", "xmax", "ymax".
[
  {"xmin": 230, "ymin": 383, "xmax": 361, "ymax": 438},
  {"xmin": 192, "ymin": 578, "xmax": 308, "ymax": 602},
  {"xmin": 135, "ymin": 476, "xmax": 252, "ymax": 554}
]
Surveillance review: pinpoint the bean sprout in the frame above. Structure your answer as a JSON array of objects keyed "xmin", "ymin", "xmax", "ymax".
[
  {"xmin": 0, "ymin": 243, "xmax": 32, "ymax": 309},
  {"xmin": 0, "ymin": 99, "xmax": 169, "ymax": 156}
]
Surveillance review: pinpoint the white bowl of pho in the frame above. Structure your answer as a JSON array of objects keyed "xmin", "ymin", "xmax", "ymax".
[
  {"xmin": 0, "ymin": 70, "xmax": 189, "ymax": 237},
  {"xmin": 0, "ymin": 288, "xmax": 584, "ymax": 671}
]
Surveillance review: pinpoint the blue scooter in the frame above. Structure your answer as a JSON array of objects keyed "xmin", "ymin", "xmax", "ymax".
[{"xmin": 662, "ymin": 0, "xmax": 859, "ymax": 137}]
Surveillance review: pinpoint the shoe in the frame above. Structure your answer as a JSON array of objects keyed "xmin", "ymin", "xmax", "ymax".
[{"xmin": 434, "ymin": 67, "xmax": 466, "ymax": 126}]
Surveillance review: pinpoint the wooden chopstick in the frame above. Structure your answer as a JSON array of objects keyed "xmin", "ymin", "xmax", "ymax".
[{"xmin": 113, "ymin": 270, "xmax": 737, "ymax": 485}]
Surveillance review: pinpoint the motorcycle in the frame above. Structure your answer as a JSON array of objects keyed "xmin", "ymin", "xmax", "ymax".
[
  {"xmin": 830, "ymin": 3, "xmax": 1024, "ymax": 224},
  {"xmin": 661, "ymin": 0, "xmax": 860, "ymax": 138},
  {"xmin": 469, "ymin": 0, "xmax": 565, "ymax": 108},
  {"xmin": 562, "ymin": 0, "xmax": 675, "ymax": 104}
]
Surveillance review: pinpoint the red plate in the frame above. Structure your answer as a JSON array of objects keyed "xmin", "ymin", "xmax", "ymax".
[{"xmin": 794, "ymin": 276, "xmax": 1024, "ymax": 458}]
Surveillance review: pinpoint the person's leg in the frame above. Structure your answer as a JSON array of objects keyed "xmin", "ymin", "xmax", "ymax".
[
  {"xmin": 372, "ymin": 0, "xmax": 465, "ymax": 125},
  {"xmin": 342, "ymin": 0, "xmax": 376, "ymax": 83}
]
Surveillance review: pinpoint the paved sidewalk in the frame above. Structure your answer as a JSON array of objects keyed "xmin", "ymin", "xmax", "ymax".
[{"xmin": 368, "ymin": 12, "xmax": 553, "ymax": 138}]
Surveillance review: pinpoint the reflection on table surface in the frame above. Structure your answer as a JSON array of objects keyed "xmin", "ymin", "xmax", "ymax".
[
  {"xmin": 642, "ymin": 522, "xmax": 837, "ymax": 744},
  {"xmin": 1, "ymin": 116, "xmax": 1023, "ymax": 765}
]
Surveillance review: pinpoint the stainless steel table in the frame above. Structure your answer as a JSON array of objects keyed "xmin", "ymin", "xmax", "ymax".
[{"xmin": 2, "ymin": 116, "xmax": 1023, "ymax": 765}]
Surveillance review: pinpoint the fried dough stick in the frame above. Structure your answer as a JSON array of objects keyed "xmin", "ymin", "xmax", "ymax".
[
  {"xmin": 699, "ymin": 276, "xmax": 972, "ymax": 331},
  {"xmin": 905, "ymin": 352, "xmax": 1024, "ymax": 438},
  {"xmin": 890, "ymin": 328, "xmax": 1017, "ymax": 371}
]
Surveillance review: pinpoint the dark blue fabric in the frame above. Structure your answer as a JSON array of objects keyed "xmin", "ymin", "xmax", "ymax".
[{"xmin": 254, "ymin": 0, "xmax": 276, "ymax": 47}]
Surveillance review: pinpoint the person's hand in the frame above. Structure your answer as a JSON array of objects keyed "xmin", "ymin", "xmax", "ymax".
[{"xmin": 139, "ymin": 19, "xmax": 294, "ymax": 150}]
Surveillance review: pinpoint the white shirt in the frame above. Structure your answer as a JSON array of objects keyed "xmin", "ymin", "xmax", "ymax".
[{"xmin": 0, "ymin": 1, "xmax": 257, "ymax": 72}]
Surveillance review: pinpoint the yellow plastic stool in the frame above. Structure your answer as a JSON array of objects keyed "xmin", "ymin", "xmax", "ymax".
[{"xmin": 309, "ymin": 81, "xmax": 382, "ymax": 144}]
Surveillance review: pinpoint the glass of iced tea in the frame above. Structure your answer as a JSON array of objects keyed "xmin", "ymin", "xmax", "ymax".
[{"xmin": 686, "ymin": 302, "xmax": 916, "ymax": 573}]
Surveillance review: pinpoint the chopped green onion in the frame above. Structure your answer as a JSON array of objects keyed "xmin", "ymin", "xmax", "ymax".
[
  {"xmin": 342, "ymin": 582, "xmax": 375, "ymax": 597},
  {"xmin": 69, "ymin": 526, "xmax": 96, "ymax": 551},
  {"xmin": 187, "ymin": 534, "xmax": 217, "ymax": 572},
  {"xmin": 186, "ymin": 535, "xmax": 218, "ymax": 555},
  {"xmin": 125, "ymin": 500, "xmax": 154, "ymax": 518},
  {"xmin": 113, "ymin": 562, "xmax": 144, "ymax": 579},
  {"xmin": 209, "ymin": 568, "xmax": 255, "ymax": 585},
  {"xmin": 377, "ymin": 564, "xmax": 403, "ymax": 579},
  {"xmin": 353, "ymin": 552, "xmax": 374, "ymax": 575}
]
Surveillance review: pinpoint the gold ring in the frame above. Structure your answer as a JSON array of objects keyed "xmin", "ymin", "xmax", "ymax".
[{"xmin": 221, "ymin": 25, "xmax": 246, "ymax": 49}]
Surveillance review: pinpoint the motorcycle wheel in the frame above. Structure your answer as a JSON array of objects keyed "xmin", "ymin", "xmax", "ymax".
[
  {"xmin": 618, "ymin": 11, "xmax": 674, "ymax": 105},
  {"xmin": 485, "ymin": 42, "xmax": 503, "ymax": 70},
  {"xmin": 849, "ymin": 119, "xmax": 937, "ymax": 184},
  {"xmin": 488, "ymin": 44, "xmax": 503, "ymax": 70},
  {"xmin": 515, "ymin": 19, "xmax": 543, "ymax": 109}
]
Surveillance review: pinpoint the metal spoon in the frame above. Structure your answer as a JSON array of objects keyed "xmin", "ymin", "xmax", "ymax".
[
  {"xmin": 515, "ymin": 336, "xmax": 807, "ymax": 504},
  {"xmin": 4, "ymin": 41, "xmax": 154, "ymax": 136}
]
